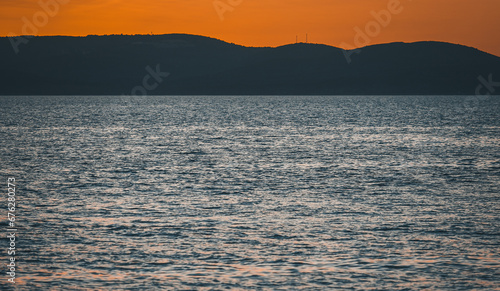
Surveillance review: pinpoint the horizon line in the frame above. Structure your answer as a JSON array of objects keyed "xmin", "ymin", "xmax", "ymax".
[{"xmin": 2, "ymin": 33, "xmax": 498, "ymax": 57}]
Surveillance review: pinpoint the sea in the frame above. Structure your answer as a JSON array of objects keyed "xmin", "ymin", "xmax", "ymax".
[{"xmin": 0, "ymin": 95, "xmax": 499, "ymax": 290}]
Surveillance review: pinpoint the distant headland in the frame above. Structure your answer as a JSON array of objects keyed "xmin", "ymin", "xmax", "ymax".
[{"xmin": 1, "ymin": 34, "xmax": 499, "ymax": 95}]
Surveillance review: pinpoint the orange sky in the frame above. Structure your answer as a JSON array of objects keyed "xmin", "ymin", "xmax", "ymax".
[{"xmin": 2, "ymin": 0, "xmax": 500, "ymax": 56}]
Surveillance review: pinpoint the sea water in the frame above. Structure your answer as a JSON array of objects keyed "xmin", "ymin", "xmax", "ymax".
[{"xmin": 0, "ymin": 96, "xmax": 499, "ymax": 289}]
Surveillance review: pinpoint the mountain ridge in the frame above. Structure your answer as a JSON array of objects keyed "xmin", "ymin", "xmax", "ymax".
[{"xmin": 1, "ymin": 34, "xmax": 499, "ymax": 95}]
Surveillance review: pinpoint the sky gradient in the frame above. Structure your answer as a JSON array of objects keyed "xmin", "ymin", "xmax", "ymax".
[{"xmin": 2, "ymin": 0, "xmax": 500, "ymax": 56}]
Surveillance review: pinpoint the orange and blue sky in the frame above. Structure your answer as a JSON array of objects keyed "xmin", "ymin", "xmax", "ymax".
[{"xmin": 1, "ymin": 0, "xmax": 500, "ymax": 56}]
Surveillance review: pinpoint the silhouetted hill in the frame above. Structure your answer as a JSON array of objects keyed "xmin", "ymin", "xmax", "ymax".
[{"xmin": 1, "ymin": 34, "xmax": 499, "ymax": 95}]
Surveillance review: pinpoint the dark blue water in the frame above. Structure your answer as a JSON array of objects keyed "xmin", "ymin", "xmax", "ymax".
[{"xmin": 1, "ymin": 96, "xmax": 499, "ymax": 290}]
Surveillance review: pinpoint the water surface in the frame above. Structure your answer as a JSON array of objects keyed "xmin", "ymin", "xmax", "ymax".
[{"xmin": 0, "ymin": 96, "xmax": 499, "ymax": 290}]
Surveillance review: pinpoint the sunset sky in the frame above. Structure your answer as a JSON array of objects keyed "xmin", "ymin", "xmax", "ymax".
[{"xmin": 1, "ymin": 0, "xmax": 500, "ymax": 56}]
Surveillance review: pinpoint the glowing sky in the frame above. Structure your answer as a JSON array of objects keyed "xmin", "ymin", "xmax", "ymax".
[{"xmin": 2, "ymin": 0, "xmax": 500, "ymax": 56}]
